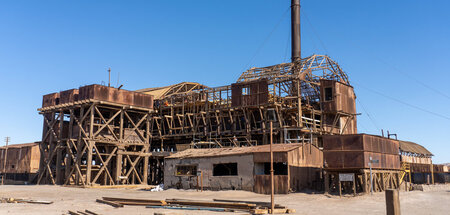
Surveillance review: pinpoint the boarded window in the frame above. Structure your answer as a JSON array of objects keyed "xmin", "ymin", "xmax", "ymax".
[
  {"xmin": 213, "ymin": 163, "xmax": 238, "ymax": 176},
  {"xmin": 324, "ymin": 87, "xmax": 333, "ymax": 101},
  {"xmin": 242, "ymin": 87, "xmax": 250, "ymax": 95},
  {"xmin": 255, "ymin": 162, "xmax": 288, "ymax": 175},
  {"xmin": 176, "ymin": 165, "xmax": 197, "ymax": 176}
]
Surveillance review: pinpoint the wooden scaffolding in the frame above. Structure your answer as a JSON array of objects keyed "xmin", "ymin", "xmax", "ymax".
[{"xmin": 37, "ymin": 99, "xmax": 168, "ymax": 186}]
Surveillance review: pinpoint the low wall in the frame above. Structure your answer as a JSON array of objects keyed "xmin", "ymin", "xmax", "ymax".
[{"xmin": 164, "ymin": 154, "xmax": 254, "ymax": 191}]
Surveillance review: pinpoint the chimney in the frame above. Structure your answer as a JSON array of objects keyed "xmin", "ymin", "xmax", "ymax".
[{"xmin": 291, "ymin": 0, "xmax": 301, "ymax": 62}]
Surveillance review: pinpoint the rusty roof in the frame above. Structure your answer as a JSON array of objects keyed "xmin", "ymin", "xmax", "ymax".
[
  {"xmin": 399, "ymin": 140, "xmax": 433, "ymax": 156},
  {"xmin": 0, "ymin": 142, "xmax": 39, "ymax": 149},
  {"xmin": 166, "ymin": 143, "xmax": 302, "ymax": 159}
]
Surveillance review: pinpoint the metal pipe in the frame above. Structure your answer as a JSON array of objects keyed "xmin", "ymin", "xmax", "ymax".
[{"xmin": 291, "ymin": 0, "xmax": 301, "ymax": 62}]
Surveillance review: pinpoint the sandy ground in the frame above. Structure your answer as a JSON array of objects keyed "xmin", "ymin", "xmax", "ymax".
[{"xmin": 0, "ymin": 185, "xmax": 449, "ymax": 215}]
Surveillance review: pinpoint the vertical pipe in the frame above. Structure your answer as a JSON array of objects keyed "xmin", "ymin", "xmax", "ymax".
[
  {"xmin": 291, "ymin": 0, "xmax": 301, "ymax": 62},
  {"xmin": 270, "ymin": 121, "xmax": 274, "ymax": 214}
]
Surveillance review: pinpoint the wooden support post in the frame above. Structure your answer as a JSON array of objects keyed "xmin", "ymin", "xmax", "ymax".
[
  {"xmin": 385, "ymin": 189, "xmax": 401, "ymax": 215},
  {"xmin": 270, "ymin": 121, "xmax": 274, "ymax": 214},
  {"xmin": 56, "ymin": 111, "xmax": 64, "ymax": 185},
  {"xmin": 362, "ymin": 172, "xmax": 368, "ymax": 194},
  {"xmin": 296, "ymin": 80, "xmax": 302, "ymax": 128},
  {"xmin": 430, "ymin": 163, "xmax": 434, "ymax": 184},
  {"xmin": 324, "ymin": 171, "xmax": 329, "ymax": 194},
  {"xmin": 353, "ymin": 173, "xmax": 357, "ymax": 196},
  {"xmin": 86, "ymin": 141, "xmax": 94, "ymax": 185},
  {"xmin": 338, "ymin": 179, "xmax": 342, "ymax": 197},
  {"xmin": 200, "ymin": 171, "xmax": 203, "ymax": 192}
]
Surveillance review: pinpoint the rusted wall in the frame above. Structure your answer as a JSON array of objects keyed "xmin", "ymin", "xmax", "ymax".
[
  {"xmin": 320, "ymin": 80, "xmax": 357, "ymax": 134},
  {"xmin": 410, "ymin": 163, "xmax": 446, "ymax": 173},
  {"xmin": 0, "ymin": 144, "xmax": 40, "ymax": 174},
  {"xmin": 42, "ymin": 93, "xmax": 60, "ymax": 107},
  {"xmin": 320, "ymin": 80, "xmax": 356, "ymax": 114},
  {"xmin": 253, "ymin": 152, "xmax": 288, "ymax": 163},
  {"xmin": 288, "ymin": 143, "xmax": 323, "ymax": 168},
  {"xmin": 287, "ymin": 144, "xmax": 323, "ymax": 191},
  {"xmin": 254, "ymin": 175, "xmax": 289, "ymax": 194},
  {"xmin": 164, "ymin": 154, "xmax": 254, "ymax": 191},
  {"xmin": 323, "ymin": 134, "xmax": 400, "ymax": 170},
  {"xmin": 59, "ymin": 89, "xmax": 79, "ymax": 104},
  {"xmin": 231, "ymin": 79, "xmax": 269, "ymax": 107},
  {"xmin": 43, "ymin": 85, "xmax": 153, "ymax": 109},
  {"xmin": 289, "ymin": 166, "xmax": 322, "ymax": 191}
]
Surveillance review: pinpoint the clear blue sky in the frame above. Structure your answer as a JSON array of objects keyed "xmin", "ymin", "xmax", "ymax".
[{"xmin": 0, "ymin": 0, "xmax": 449, "ymax": 163}]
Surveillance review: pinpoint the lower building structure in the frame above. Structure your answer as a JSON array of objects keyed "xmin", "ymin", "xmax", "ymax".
[
  {"xmin": 0, "ymin": 142, "xmax": 41, "ymax": 184},
  {"xmin": 164, "ymin": 143, "xmax": 323, "ymax": 194}
]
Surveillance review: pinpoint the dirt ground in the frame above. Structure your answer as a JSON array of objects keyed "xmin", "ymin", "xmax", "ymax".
[{"xmin": 0, "ymin": 185, "xmax": 449, "ymax": 215}]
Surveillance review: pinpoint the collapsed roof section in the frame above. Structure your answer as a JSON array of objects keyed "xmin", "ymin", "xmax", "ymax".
[
  {"xmin": 137, "ymin": 82, "xmax": 207, "ymax": 100},
  {"xmin": 237, "ymin": 54, "xmax": 349, "ymax": 85}
]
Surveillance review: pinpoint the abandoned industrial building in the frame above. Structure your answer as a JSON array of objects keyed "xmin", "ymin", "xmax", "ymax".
[
  {"xmin": 164, "ymin": 143, "xmax": 322, "ymax": 194},
  {"xmin": 0, "ymin": 142, "xmax": 40, "ymax": 184},
  {"xmin": 21, "ymin": 0, "xmax": 447, "ymax": 196}
]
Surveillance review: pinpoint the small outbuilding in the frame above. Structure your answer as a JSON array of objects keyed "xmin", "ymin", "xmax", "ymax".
[
  {"xmin": 0, "ymin": 142, "xmax": 40, "ymax": 184},
  {"xmin": 164, "ymin": 143, "xmax": 323, "ymax": 194},
  {"xmin": 399, "ymin": 140, "xmax": 448, "ymax": 184}
]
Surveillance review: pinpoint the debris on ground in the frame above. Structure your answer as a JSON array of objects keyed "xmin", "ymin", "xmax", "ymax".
[
  {"xmin": 0, "ymin": 197, "xmax": 53, "ymax": 204},
  {"xmin": 96, "ymin": 196, "xmax": 295, "ymax": 214}
]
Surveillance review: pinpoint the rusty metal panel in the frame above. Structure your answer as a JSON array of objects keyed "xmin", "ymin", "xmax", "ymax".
[
  {"xmin": 78, "ymin": 84, "xmax": 153, "ymax": 108},
  {"xmin": 323, "ymin": 134, "xmax": 401, "ymax": 170},
  {"xmin": 79, "ymin": 84, "xmax": 109, "ymax": 101},
  {"xmin": 59, "ymin": 89, "xmax": 79, "ymax": 104},
  {"xmin": 253, "ymin": 152, "xmax": 287, "ymax": 163},
  {"xmin": 344, "ymin": 151, "xmax": 365, "ymax": 168},
  {"xmin": 42, "ymin": 92, "xmax": 59, "ymax": 107},
  {"xmin": 254, "ymin": 175, "xmax": 289, "ymax": 194},
  {"xmin": 231, "ymin": 79, "xmax": 268, "ymax": 107},
  {"xmin": 231, "ymin": 83, "xmax": 242, "ymax": 107},
  {"xmin": 342, "ymin": 135, "xmax": 364, "ymax": 151},
  {"xmin": 320, "ymin": 79, "xmax": 356, "ymax": 114}
]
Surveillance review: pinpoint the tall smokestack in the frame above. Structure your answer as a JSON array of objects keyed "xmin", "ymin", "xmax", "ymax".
[{"xmin": 291, "ymin": 0, "xmax": 301, "ymax": 62}]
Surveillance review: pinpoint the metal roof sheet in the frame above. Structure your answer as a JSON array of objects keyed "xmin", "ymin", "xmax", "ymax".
[
  {"xmin": 166, "ymin": 143, "xmax": 302, "ymax": 159},
  {"xmin": 399, "ymin": 140, "xmax": 433, "ymax": 156},
  {"xmin": 0, "ymin": 142, "xmax": 39, "ymax": 149}
]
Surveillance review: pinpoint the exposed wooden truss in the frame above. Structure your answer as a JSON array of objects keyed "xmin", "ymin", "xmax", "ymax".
[
  {"xmin": 37, "ymin": 100, "xmax": 167, "ymax": 186},
  {"xmin": 146, "ymin": 54, "xmax": 355, "ymax": 150},
  {"xmin": 38, "ymin": 54, "xmax": 356, "ymax": 186},
  {"xmin": 324, "ymin": 169, "xmax": 401, "ymax": 195}
]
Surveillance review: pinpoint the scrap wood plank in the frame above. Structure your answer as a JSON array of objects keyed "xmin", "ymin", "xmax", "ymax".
[
  {"xmin": 165, "ymin": 199, "xmax": 256, "ymax": 209},
  {"xmin": 102, "ymin": 197, "xmax": 166, "ymax": 205},
  {"xmin": 146, "ymin": 205, "xmax": 232, "ymax": 212},
  {"xmin": 96, "ymin": 199, "xmax": 123, "ymax": 208},
  {"xmin": 213, "ymin": 199, "xmax": 286, "ymax": 208},
  {"xmin": 84, "ymin": 210, "xmax": 100, "ymax": 215},
  {"xmin": 16, "ymin": 199, "xmax": 53, "ymax": 204},
  {"xmin": 68, "ymin": 211, "xmax": 80, "ymax": 215},
  {"xmin": 109, "ymin": 201, "xmax": 165, "ymax": 206},
  {"xmin": 250, "ymin": 208, "xmax": 296, "ymax": 214}
]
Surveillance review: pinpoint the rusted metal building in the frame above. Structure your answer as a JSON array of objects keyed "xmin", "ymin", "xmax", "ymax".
[
  {"xmin": 399, "ymin": 141, "xmax": 449, "ymax": 184},
  {"xmin": 0, "ymin": 142, "xmax": 40, "ymax": 184},
  {"xmin": 37, "ymin": 0, "xmax": 360, "ymax": 188},
  {"xmin": 164, "ymin": 143, "xmax": 323, "ymax": 194},
  {"xmin": 322, "ymin": 134, "xmax": 402, "ymax": 194}
]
